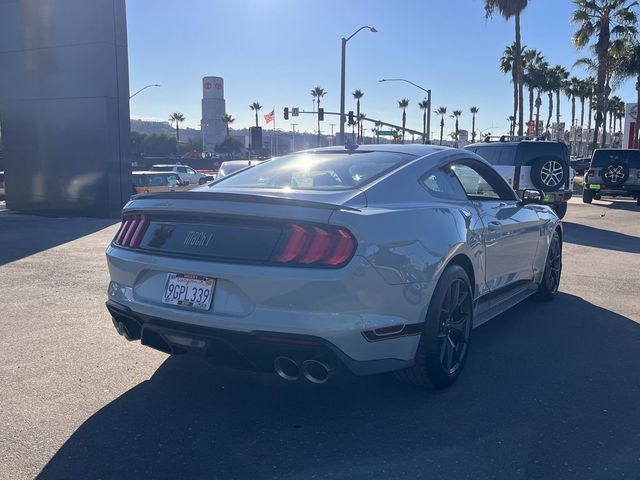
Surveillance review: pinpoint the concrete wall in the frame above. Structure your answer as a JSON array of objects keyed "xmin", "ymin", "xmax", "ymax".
[{"xmin": 0, "ymin": 0, "xmax": 131, "ymax": 217}]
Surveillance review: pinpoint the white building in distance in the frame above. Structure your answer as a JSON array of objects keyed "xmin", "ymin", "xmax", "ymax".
[{"xmin": 201, "ymin": 76, "xmax": 226, "ymax": 152}]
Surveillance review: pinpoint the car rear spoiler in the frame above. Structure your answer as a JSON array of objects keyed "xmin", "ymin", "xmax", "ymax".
[{"xmin": 130, "ymin": 191, "xmax": 361, "ymax": 212}]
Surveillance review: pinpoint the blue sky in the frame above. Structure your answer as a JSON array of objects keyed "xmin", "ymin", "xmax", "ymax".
[{"xmin": 126, "ymin": 0, "xmax": 638, "ymax": 137}]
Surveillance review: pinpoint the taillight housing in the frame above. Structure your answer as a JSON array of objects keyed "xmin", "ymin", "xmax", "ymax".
[
  {"xmin": 271, "ymin": 223, "xmax": 357, "ymax": 267},
  {"xmin": 113, "ymin": 214, "xmax": 150, "ymax": 248}
]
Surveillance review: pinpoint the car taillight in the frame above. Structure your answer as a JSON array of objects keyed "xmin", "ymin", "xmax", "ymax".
[
  {"xmin": 114, "ymin": 214, "xmax": 150, "ymax": 248},
  {"xmin": 586, "ymin": 169, "xmax": 594, "ymax": 177},
  {"xmin": 272, "ymin": 224, "xmax": 356, "ymax": 267}
]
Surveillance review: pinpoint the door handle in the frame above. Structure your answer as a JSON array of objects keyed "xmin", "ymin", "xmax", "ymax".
[{"xmin": 487, "ymin": 221, "xmax": 501, "ymax": 231}]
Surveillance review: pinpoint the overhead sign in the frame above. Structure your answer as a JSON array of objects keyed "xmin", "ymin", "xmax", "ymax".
[{"xmin": 377, "ymin": 130, "xmax": 398, "ymax": 136}]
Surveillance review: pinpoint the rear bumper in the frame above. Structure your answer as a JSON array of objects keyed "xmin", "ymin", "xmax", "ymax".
[
  {"xmin": 106, "ymin": 300, "xmax": 415, "ymax": 376},
  {"xmin": 585, "ymin": 183, "xmax": 640, "ymax": 197}
]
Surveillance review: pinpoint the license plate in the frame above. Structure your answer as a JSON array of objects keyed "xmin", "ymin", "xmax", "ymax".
[
  {"xmin": 589, "ymin": 184, "xmax": 601, "ymax": 190},
  {"xmin": 162, "ymin": 273, "xmax": 215, "ymax": 310}
]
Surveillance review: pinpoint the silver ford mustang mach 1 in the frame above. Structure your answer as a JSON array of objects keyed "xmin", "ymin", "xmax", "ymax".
[{"xmin": 106, "ymin": 144, "xmax": 562, "ymax": 388}]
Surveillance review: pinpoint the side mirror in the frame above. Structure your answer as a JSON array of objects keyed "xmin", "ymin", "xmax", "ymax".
[{"xmin": 520, "ymin": 188, "xmax": 545, "ymax": 205}]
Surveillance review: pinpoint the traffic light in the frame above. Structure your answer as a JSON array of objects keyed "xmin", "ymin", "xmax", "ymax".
[
  {"xmin": 284, "ymin": 107, "xmax": 289, "ymax": 120},
  {"xmin": 318, "ymin": 108, "xmax": 324, "ymax": 121},
  {"xmin": 348, "ymin": 111, "xmax": 354, "ymax": 124}
]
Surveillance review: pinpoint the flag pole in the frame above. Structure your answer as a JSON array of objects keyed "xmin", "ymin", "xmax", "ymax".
[{"xmin": 273, "ymin": 105, "xmax": 277, "ymax": 157}]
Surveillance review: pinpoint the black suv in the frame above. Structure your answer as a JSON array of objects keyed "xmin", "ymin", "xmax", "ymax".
[
  {"xmin": 465, "ymin": 137, "xmax": 572, "ymax": 218},
  {"xmin": 583, "ymin": 149, "xmax": 640, "ymax": 205}
]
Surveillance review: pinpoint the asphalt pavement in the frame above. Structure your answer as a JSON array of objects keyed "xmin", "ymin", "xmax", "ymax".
[{"xmin": 1, "ymin": 196, "xmax": 639, "ymax": 480}]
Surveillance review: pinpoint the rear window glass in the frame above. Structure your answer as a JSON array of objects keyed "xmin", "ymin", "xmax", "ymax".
[
  {"xmin": 149, "ymin": 166, "xmax": 173, "ymax": 172},
  {"xmin": 591, "ymin": 150, "xmax": 640, "ymax": 168},
  {"xmin": 212, "ymin": 151, "xmax": 415, "ymax": 190},
  {"xmin": 134, "ymin": 174, "xmax": 171, "ymax": 186},
  {"xmin": 471, "ymin": 145, "xmax": 518, "ymax": 165}
]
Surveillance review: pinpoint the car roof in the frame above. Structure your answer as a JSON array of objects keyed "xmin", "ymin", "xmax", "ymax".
[
  {"xmin": 466, "ymin": 140, "xmax": 565, "ymax": 148},
  {"xmin": 132, "ymin": 170, "xmax": 178, "ymax": 175},
  {"xmin": 220, "ymin": 160, "xmax": 261, "ymax": 166},
  {"xmin": 298, "ymin": 144, "xmax": 450, "ymax": 157}
]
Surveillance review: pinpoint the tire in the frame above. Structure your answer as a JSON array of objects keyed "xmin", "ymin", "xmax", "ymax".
[
  {"xmin": 582, "ymin": 188, "xmax": 593, "ymax": 204},
  {"xmin": 552, "ymin": 202, "xmax": 568, "ymax": 219},
  {"xmin": 198, "ymin": 177, "xmax": 207, "ymax": 185},
  {"xmin": 395, "ymin": 264, "xmax": 473, "ymax": 389},
  {"xmin": 602, "ymin": 161, "xmax": 629, "ymax": 187},
  {"xmin": 530, "ymin": 157, "xmax": 569, "ymax": 192},
  {"xmin": 535, "ymin": 231, "xmax": 562, "ymax": 301}
]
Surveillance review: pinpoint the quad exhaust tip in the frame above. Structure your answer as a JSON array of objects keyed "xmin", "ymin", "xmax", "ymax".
[
  {"xmin": 274, "ymin": 357, "xmax": 300, "ymax": 381},
  {"xmin": 301, "ymin": 360, "xmax": 331, "ymax": 384}
]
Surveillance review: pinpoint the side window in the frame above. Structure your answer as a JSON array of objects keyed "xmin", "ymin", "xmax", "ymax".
[
  {"xmin": 186, "ymin": 167, "xmax": 196, "ymax": 174},
  {"xmin": 450, "ymin": 160, "xmax": 517, "ymax": 201},
  {"xmin": 177, "ymin": 166, "xmax": 187, "ymax": 173},
  {"xmin": 420, "ymin": 168, "xmax": 467, "ymax": 200}
]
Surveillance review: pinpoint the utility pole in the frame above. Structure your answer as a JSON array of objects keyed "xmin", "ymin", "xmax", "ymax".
[
  {"xmin": 329, "ymin": 123, "xmax": 336, "ymax": 145},
  {"xmin": 291, "ymin": 123, "xmax": 298, "ymax": 152}
]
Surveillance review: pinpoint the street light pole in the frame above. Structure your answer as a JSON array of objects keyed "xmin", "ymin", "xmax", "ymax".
[
  {"xmin": 129, "ymin": 84, "xmax": 161, "ymax": 99},
  {"xmin": 339, "ymin": 26, "xmax": 377, "ymax": 146},
  {"xmin": 379, "ymin": 78, "xmax": 432, "ymax": 144}
]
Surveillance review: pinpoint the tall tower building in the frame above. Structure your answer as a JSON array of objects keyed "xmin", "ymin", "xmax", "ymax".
[{"xmin": 201, "ymin": 76, "xmax": 226, "ymax": 152}]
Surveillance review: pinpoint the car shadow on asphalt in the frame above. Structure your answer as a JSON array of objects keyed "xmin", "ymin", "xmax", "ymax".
[
  {"xmin": 0, "ymin": 213, "xmax": 117, "ymax": 266},
  {"xmin": 563, "ymin": 221, "xmax": 640, "ymax": 254},
  {"xmin": 37, "ymin": 293, "xmax": 640, "ymax": 480}
]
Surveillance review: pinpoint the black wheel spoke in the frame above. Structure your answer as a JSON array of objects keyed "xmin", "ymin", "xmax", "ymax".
[{"xmin": 437, "ymin": 277, "xmax": 472, "ymax": 375}]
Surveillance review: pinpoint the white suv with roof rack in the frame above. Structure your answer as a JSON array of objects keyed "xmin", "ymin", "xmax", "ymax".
[
  {"xmin": 149, "ymin": 164, "xmax": 208, "ymax": 185},
  {"xmin": 464, "ymin": 136, "xmax": 573, "ymax": 219}
]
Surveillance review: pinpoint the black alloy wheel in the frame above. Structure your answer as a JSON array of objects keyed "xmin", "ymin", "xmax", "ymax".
[
  {"xmin": 536, "ymin": 231, "xmax": 562, "ymax": 301},
  {"xmin": 436, "ymin": 278, "xmax": 472, "ymax": 376},
  {"xmin": 395, "ymin": 264, "xmax": 473, "ymax": 389}
]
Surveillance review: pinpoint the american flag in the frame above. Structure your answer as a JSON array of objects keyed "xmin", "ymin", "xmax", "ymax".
[{"xmin": 264, "ymin": 110, "xmax": 274, "ymax": 124}]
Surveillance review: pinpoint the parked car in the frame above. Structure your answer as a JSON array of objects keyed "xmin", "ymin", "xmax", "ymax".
[
  {"xmin": 215, "ymin": 160, "xmax": 264, "ymax": 180},
  {"xmin": 149, "ymin": 164, "xmax": 209, "ymax": 185},
  {"xmin": 106, "ymin": 144, "xmax": 562, "ymax": 389},
  {"xmin": 583, "ymin": 149, "xmax": 640, "ymax": 205},
  {"xmin": 465, "ymin": 137, "xmax": 572, "ymax": 219},
  {"xmin": 132, "ymin": 171, "xmax": 189, "ymax": 194},
  {"xmin": 0, "ymin": 171, "xmax": 4, "ymax": 197},
  {"xmin": 570, "ymin": 157, "xmax": 591, "ymax": 176}
]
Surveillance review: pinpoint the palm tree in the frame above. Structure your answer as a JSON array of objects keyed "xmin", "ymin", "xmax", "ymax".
[
  {"xmin": 552, "ymin": 65, "xmax": 570, "ymax": 140},
  {"xmin": 311, "ymin": 86, "xmax": 328, "ymax": 146},
  {"xmin": 418, "ymin": 100, "xmax": 430, "ymax": 143},
  {"xmin": 500, "ymin": 43, "xmax": 521, "ymax": 127},
  {"xmin": 565, "ymin": 76, "xmax": 582, "ymax": 129},
  {"xmin": 524, "ymin": 49, "xmax": 545, "ymax": 124},
  {"xmin": 485, "ymin": 0, "xmax": 530, "ymax": 136},
  {"xmin": 352, "ymin": 89, "xmax": 364, "ymax": 142},
  {"xmin": 435, "ymin": 106, "xmax": 447, "ymax": 145},
  {"xmin": 398, "ymin": 98, "xmax": 409, "ymax": 143},
  {"xmin": 311, "ymin": 86, "xmax": 326, "ymax": 146},
  {"xmin": 612, "ymin": 40, "xmax": 640, "ymax": 147},
  {"xmin": 470, "ymin": 107, "xmax": 480, "ymax": 143},
  {"xmin": 221, "ymin": 113, "xmax": 234, "ymax": 137},
  {"xmin": 168, "ymin": 112, "xmax": 185, "ymax": 142},
  {"xmin": 573, "ymin": 0, "xmax": 638, "ymax": 150},
  {"xmin": 249, "ymin": 102, "xmax": 262, "ymax": 127},
  {"xmin": 528, "ymin": 59, "xmax": 550, "ymax": 136},
  {"xmin": 374, "ymin": 120, "xmax": 382, "ymax": 144},
  {"xmin": 451, "ymin": 110, "xmax": 462, "ymax": 147}
]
